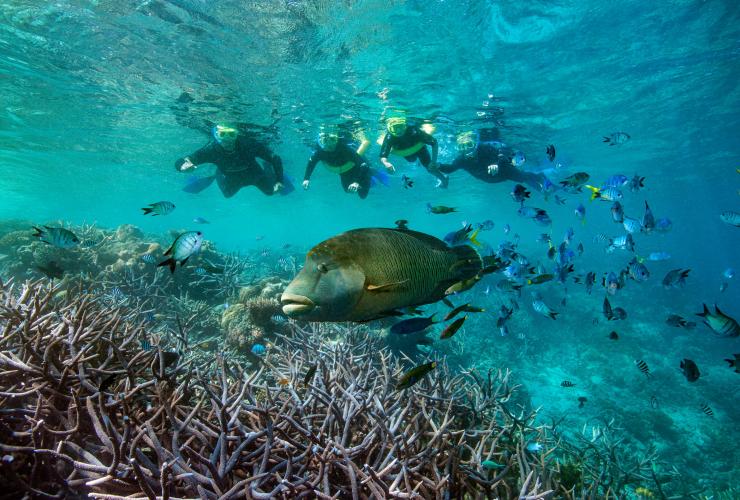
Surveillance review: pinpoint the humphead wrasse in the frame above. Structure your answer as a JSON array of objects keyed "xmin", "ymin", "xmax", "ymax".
[{"xmin": 281, "ymin": 228, "xmax": 483, "ymax": 322}]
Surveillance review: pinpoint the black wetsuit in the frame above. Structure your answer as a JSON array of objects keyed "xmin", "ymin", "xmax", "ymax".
[
  {"xmin": 175, "ymin": 137, "xmax": 284, "ymax": 198},
  {"xmin": 304, "ymin": 142, "xmax": 371, "ymax": 199},
  {"xmin": 379, "ymin": 127, "xmax": 437, "ymax": 167},
  {"xmin": 440, "ymin": 142, "xmax": 544, "ymax": 189}
]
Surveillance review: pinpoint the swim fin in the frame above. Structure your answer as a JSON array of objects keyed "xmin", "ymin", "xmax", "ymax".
[
  {"xmin": 183, "ymin": 175, "xmax": 216, "ymax": 194},
  {"xmin": 370, "ymin": 168, "xmax": 390, "ymax": 187},
  {"xmin": 280, "ymin": 175, "xmax": 295, "ymax": 196}
]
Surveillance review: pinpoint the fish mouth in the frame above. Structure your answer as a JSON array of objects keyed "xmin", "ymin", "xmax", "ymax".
[{"xmin": 281, "ymin": 293, "xmax": 316, "ymax": 316}]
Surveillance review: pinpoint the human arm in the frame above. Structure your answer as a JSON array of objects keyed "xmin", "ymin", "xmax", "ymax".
[
  {"xmin": 303, "ymin": 151, "xmax": 322, "ymax": 189},
  {"xmin": 174, "ymin": 143, "xmax": 216, "ymax": 171},
  {"xmin": 379, "ymin": 134, "xmax": 395, "ymax": 172}
]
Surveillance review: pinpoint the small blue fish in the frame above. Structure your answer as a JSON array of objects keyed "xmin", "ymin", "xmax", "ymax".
[
  {"xmin": 724, "ymin": 268, "xmax": 735, "ymax": 280},
  {"xmin": 526, "ymin": 442, "xmax": 544, "ymax": 453},
  {"xmin": 194, "ymin": 267, "xmax": 207, "ymax": 276},
  {"xmin": 193, "ymin": 217, "xmax": 210, "ymax": 224},
  {"xmin": 628, "ymin": 258, "xmax": 650, "ymax": 282},
  {"xmin": 623, "ymin": 216, "xmax": 643, "ymax": 234},
  {"xmin": 533, "ymin": 211, "xmax": 552, "ymax": 227},
  {"xmin": 647, "ymin": 252, "xmax": 671, "ymax": 261},
  {"xmin": 475, "ymin": 220, "xmax": 495, "ymax": 231},
  {"xmin": 511, "ymin": 151, "xmax": 526, "ymax": 167},
  {"xmin": 141, "ymin": 254, "xmax": 156, "ymax": 264},
  {"xmin": 602, "ymin": 174, "xmax": 629, "ymax": 188},
  {"xmin": 563, "ymin": 227, "xmax": 575, "ymax": 245},
  {"xmin": 251, "ymin": 344, "xmax": 267, "ymax": 356},
  {"xmin": 109, "ymin": 287, "xmax": 126, "ymax": 301},
  {"xmin": 503, "ymin": 224, "xmax": 511, "ymax": 235},
  {"xmin": 655, "ymin": 217, "xmax": 672, "ymax": 233},
  {"xmin": 575, "ymin": 203, "xmax": 586, "ymax": 224}
]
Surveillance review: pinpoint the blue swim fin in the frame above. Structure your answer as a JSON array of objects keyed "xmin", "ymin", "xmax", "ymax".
[
  {"xmin": 280, "ymin": 175, "xmax": 295, "ymax": 196},
  {"xmin": 183, "ymin": 175, "xmax": 216, "ymax": 194},
  {"xmin": 370, "ymin": 168, "xmax": 390, "ymax": 187}
]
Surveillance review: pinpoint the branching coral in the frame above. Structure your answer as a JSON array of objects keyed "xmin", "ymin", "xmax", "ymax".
[{"xmin": 0, "ymin": 280, "xmax": 559, "ymax": 499}]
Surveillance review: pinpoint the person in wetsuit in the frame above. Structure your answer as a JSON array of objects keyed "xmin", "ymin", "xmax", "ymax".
[
  {"xmin": 302, "ymin": 126, "xmax": 373, "ymax": 199},
  {"xmin": 175, "ymin": 124, "xmax": 286, "ymax": 198},
  {"xmin": 379, "ymin": 117, "xmax": 448, "ymax": 188},
  {"xmin": 439, "ymin": 130, "xmax": 545, "ymax": 189}
]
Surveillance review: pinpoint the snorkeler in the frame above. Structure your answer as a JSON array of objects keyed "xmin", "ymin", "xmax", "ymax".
[
  {"xmin": 379, "ymin": 117, "xmax": 448, "ymax": 188},
  {"xmin": 302, "ymin": 126, "xmax": 373, "ymax": 199},
  {"xmin": 175, "ymin": 124, "xmax": 288, "ymax": 198},
  {"xmin": 439, "ymin": 130, "xmax": 545, "ymax": 189}
]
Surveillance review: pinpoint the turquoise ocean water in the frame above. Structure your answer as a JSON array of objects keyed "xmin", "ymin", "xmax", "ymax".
[{"xmin": 1, "ymin": 0, "xmax": 739, "ymax": 495}]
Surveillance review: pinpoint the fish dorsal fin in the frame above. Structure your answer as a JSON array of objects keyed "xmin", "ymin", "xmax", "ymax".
[{"xmin": 366, "ymin": 279, "xmax": 409, "ymax": 292}]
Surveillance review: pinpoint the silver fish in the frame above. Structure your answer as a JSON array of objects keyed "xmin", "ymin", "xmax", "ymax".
[
  {"xmin": 32, "ymin": 226, "xmax": 79, "ymax": 249},
  {"xmin": 158, "ymin": 231, "xmax": 204, "ymax": 273},
  {"xmin": 142, "ymin": 201, "xmax": 176, "ymax": 216}
]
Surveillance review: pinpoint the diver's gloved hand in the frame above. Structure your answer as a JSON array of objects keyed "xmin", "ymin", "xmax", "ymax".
[
  {"xmin": 273, "ymin": 182, "xmax": 284, "ymax": 193},
  {"xmin": 381, "ymin": 157, "xmax": 395, "ymax": 173},
  {"xmin": 487, "ymin": 163, "xmax": 499, "ymax": 176},
  {"xmin": 180, "ymin": 158, "xmax": 196, "ymax": 171},
  {"xmin": 348, "ymin": 182, "xmax": 360, "ymax": 192},
  {"xmin": 302, "ymin": 180, "xmax": 310, "ymax": 190}
]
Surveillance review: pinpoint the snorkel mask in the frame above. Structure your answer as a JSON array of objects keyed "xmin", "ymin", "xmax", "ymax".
[
  {"xmin": 317, "ymin": 127, "xmax": 339, "ymax": 151},
  {"xmin": 213, "ymin": 124, "xmax": 238, "ymax": 149},
  {"xmin": 386, "ymin": 117, "xmax": 407, "ymax": 137},
  {"xmin": 456, "ymin": 131, "xmax": 477, "ymax": 157}
]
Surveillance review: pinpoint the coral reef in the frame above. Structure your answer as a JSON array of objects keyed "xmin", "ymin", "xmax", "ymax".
[{"xmin": 0, "ymin": 279, "xmax": 562, "ymax": 498}]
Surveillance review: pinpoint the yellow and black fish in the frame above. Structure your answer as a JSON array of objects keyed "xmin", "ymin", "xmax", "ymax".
[
  {"xmin": 426, "ymin": 203, "xmax": 457, "ymax": 214},
  {"xmin": 396, "ymin": 361, "xmax": 437, "ymax": 390},
  {"xmin": 439, "ymin": 316, "xmax": 466, "ymax": 339},
  {"xmin": 561, "ymin": 380, "xmax": 576, "ymax": 387}
]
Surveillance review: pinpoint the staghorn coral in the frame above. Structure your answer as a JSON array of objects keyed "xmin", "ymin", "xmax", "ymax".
[{"xmin": 0, "ymin": 279, "xmax": 561, "ymax": 499}]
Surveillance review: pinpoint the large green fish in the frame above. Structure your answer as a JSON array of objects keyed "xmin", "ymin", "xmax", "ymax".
[{"xmin": 281, "ymin": 228, "xmax": 483, "ymax": 322}]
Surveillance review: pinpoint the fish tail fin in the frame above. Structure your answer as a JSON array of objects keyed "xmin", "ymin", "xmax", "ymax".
[
  {"xmin": 157, "ymin": 258, "xmax": 177, "ymax": 274},
  {"xmin": 585, "ymin": 185, "xmax": 600, "ymax": 200},
  {"xmin": 725, "ymin": 358, "xmax": 736, "ymax": 368},
  {"xmin": 603, "ymin": 137, "xmax": 610, "ymax": 143},
  {"xmin": 549, "ymin": 311, "xmax": 558, "ymax": 320},
  {"xmin": 32, "ymin": 226, "xmax": 43, "ymax": 238},
  {"xmin": 696, "ymin": 303, "xmax": 709, "ymax": 318},
  {"xmin": 468, "ymin": 229, "xmax": 482, "ymax": 247},
  {"xmin": 141, "ymin": 207, "xmax": 154, "ymax": 215},
  {"xmin": 639, "ymin": 176, "xmax": 645, "ymax": 187},
  {"xmin": 681, "ymin": 269, "xmax": 691, "ymax": 279}
]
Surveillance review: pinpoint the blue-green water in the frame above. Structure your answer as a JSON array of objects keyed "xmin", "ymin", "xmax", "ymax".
[{"xmin": 1, "ymin": 0, "xmax": 739, "ymax": 495}]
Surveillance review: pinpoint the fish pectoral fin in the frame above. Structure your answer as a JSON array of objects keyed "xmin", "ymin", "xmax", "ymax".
[{"xmin": 366, "ymin": 279, "xmax": 409, "ymax": 292}]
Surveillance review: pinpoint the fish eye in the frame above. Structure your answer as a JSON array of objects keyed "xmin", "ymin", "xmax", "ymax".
[{"xmin": 317, "ymin": 263, "xmax": 328, "ymax": 273}]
